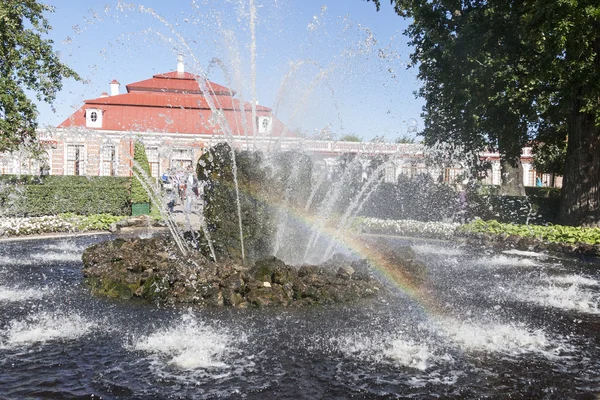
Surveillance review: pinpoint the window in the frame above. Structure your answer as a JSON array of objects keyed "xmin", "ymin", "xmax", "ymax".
[
  {"xmin": 257, "ymin": 116, "xmax": 272, "ymax": 133},
  {"xmin": 384, "ymin": 163, "xmax": 396, "ymax": 183},
  {"xmin": 85, "ymin": 108, "xmax": 102, "ymax": 128},
  {"xmin": 146, "ymin": 146, "xmax": 159, "ymax": 177},
  {"xmin": 443, "ymin": 168, "xmax": 461, "ymax": 183},
  {"xmin": 101, "ymin": 144, "xmax": 117, "ymax": 176},
  {"xmin": 170, "ymin": 148, "xmax": 192, "ymax": 170},
  {"xmin": 66, "ymin": 144, "xmax": 85, "ymax": 176}
]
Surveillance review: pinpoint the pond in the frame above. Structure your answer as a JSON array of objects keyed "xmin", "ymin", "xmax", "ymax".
[{"xmin": 0, "ymin": 234, "xmax": 598, "ymax": 399}]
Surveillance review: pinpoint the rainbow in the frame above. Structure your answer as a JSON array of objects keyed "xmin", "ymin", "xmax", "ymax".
[
  {"xmin": 265, "ymin": 202, "xmax": 440, "ymax": 313},
  {"xmin": 202, "ymin": 178, "xmax": 439, "ymax": 313}
]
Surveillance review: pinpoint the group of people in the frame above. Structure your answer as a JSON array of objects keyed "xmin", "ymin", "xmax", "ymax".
[{"xmin": 161, "ymin": 166, "xmax": 204, "ymax": 213}]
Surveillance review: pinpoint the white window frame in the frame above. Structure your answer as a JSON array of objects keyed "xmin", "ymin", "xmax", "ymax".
[
  {"xmin": 65, "ymin": 144, "xmax": 86, "ymax": 176},
  {"xmin": 384, "ymin": 163, "xmax": 396, "ymax": 183},
  {"xmin": 170, "ymin": 148, "xmax": 192, "ymax": 170},
  {"xmin": 146, "ymin": 146, "xmax": 160, "ymax": 177},
  {"xmin": 85, "ymin": 108, "xmax": 103, "ymax": 128},
  {"xmin": 257, "ymin": 116, "xmax": 272, "ymax": 133},
  {"xmin": 100, "ymin": 144, "xmax": 117, "ymax": 176}
]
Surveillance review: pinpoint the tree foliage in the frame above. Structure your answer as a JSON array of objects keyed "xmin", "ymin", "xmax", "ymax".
[
  {"xmin": 368, "ymin": 0, "xmax": 600, "ymax": 225},
  {"xmin": 394, "ymin": 135, "xmax": 415, "ymax": 144},
  {"xmin": 339, "ymin": 134, "xmax": 362, "ymax": 142},
  {"xmin": 0, "ymin": 1, "xmax": 80, "ymax": 151},
  {"xmin": 131, "ymin": 141, "xmax": 151, "ymax": 204}
]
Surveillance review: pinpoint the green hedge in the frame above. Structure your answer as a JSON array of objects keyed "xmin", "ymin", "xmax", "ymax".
[
  {"xmin": 131, "ymin": 141, "xmax": 151, "ymax": 204},
  {"xmin": 467, "ymin": 186, "xmax": 561, "ymax": 224},
  {"xmin": 359, "ymin": 179, "xmax": 562, "ymax": 225},
  {"xmin": 0, "ymin": 175, "xmax": 131, "ymax": 217}
]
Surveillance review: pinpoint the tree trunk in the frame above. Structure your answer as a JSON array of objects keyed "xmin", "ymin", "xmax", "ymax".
[
  {"xmin": 558, "ymin": 107, "xmax": 600, "ymax": 226},
  {"xmin": 499, "ymin": 156, "xmax": 525, "ymax": 196}
]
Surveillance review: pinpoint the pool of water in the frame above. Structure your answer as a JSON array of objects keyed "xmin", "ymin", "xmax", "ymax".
[{"xmin": 0, "ymin": 235, "xmax": 599, "ymax": 399}]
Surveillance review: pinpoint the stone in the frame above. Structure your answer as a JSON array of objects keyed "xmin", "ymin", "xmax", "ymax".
[
  {"xmin": 337, "ymin": 266, "xmax": 355, "ymax": 279},
  {"xmin": 81, "ymin": 235, "xmax": 386, "ymax": 308}
]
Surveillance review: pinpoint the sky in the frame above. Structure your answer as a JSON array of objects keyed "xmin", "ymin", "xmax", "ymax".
[{"xmin": 38, "ymin": 0, "xmax": 423, "ymax": 142}]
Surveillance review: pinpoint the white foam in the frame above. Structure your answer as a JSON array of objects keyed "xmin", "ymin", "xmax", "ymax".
[
  {"xmin": 0, "ymin": 255, "xmax": 32, "ymax": 266},
  {"xmin": 436, "ymin": 317, "xmax": 569, "ymax": 357},
  {"xmin": 30, "ymin": 252, "xmax": 82, "ymax": 263},
  {"xmin": 42, "ymin": 242, "xmax": 85, "ymax": 253},
  {"xmin": 515, "ymin": 284, "xmax": 600, "ymax": 315},
  {"xmin": 484, "ymin": 255, "xmax": 542, "ymax": 268},
  {"xmin": 546, "ymin": 274, "xmax": 599, "ymax": 287},
  {"xmin": 0, "ymin": 311, "xmax": 96, "ymax": 347},
  {"xmin": 131, "ymin": 315, "xmax": 239, "ymax": 370},
  {"xmin": 383, "ymin": 336, "xmax": 437, "ymax": 371},
  {"xmin": 502, "ymin": 249, "xmax": 546, "ymax": 258},
  {"xmin": 332, "ymin": 332, "xmax": 452, "ymax": 372},
  {"xmin": 411, "ymin": 245, "xmax": 463, "ymax": 257},
  {"xmin": 0, "ymin": 286, "xmax": 51, "ymax": 302}
]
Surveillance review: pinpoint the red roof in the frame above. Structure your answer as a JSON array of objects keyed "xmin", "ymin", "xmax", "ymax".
[
  {"xmin": 58, "ymin": 70, "xmax": 288, "ymax": 136},
  {"xmin": 59, "ymin": 105, "xmax": 284, "ymax": 136},
  {"xmin": 126, "ymin": 72, "xmax": 233, "ymax": 95},
  {"xmin": 81, "ymin": 92, "xmax": 271, "ymax": 112}
]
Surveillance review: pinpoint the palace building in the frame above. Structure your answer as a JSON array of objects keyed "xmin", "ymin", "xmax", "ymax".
[
  {"xmin": 2, "ymin": 58, "xmax": 285, "ymax": 178},
  {"xmin": 0, "ymin": 58, "xmax": 560, "ymax": 188}
]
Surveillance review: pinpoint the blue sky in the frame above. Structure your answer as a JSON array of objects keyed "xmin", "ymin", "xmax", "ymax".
[{"xmin": 39, "ymin": 0, "xmax": 423, "ymax": 141}]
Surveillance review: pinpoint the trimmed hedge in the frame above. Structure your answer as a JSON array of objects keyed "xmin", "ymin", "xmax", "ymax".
[
  {"xmin": 359, "ymin": 178, "xmax": 562, "ymax": 224},
  {"xmin": 131, "ymin": 141, "xmax": 151, "ymax": 204},
  {"xmin": 0, "ymin": 175, "xmax": 131, "ymax": 217}
]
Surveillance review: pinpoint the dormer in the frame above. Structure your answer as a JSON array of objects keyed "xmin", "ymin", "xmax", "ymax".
[
  {"xmin": 257, "ymin": 116, "xmax": 272, "ymax": 133},
  {"xmin": 85, "ymin": 108, "xmax": 103, "ymax": 128}
]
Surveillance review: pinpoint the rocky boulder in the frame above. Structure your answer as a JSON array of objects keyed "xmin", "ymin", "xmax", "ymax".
[{"xmin": 81, "ymin": 236, "xmax": 389, "ymax": 308}]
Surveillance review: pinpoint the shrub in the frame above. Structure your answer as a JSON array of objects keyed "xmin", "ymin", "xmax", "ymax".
[
  {"xmin": 0, "ymin": 175, "xmax": 131, "ymax": 216},
  {"xmin": 131, "ymin": 141, "xmax": 152, "ymax": 204},
  {"xmin": 360, "ymin": 175, "xmax": 458, "ymax": 222}
]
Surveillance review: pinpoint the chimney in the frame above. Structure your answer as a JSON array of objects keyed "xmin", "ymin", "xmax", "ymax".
[
  {"xmin": 110, "ymin": 80, "xmax": 120, "ymax": 96},
  {"xmin": 177, "ymin": 55, "xmax": 184, "ymax": 73},
  {"xmin": 100, "ymin": 92, "xmax": 109, "ymax": 98}
]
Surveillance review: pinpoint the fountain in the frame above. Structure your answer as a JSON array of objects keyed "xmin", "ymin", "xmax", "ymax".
[{"xmin": 1, "ymin": 1, "xmax": 600, "ymax": 399}]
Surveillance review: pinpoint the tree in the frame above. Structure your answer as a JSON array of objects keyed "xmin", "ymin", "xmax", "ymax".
[
  {"xmin": 395, "ymin": 135, "xmax": 415, "ymax": 144},
  {"xmin": 0, "ymin": 1, "xmax": 80, "ymax": 151},
  {"xmin": 532, "ymin": 136, "xmax": 567, "ymax": 188},
  {"xmin": 339, "ymin": 134, "xmax": 362, "ymax": 142},
  {"xmin": 368, "ymin": 0, "xmax": 600, "ymax": 226}
]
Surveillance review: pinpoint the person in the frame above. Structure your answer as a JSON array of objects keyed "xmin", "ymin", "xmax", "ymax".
[
  {"xmin": 175, "ymin": 169, "xmax": 186, "ymax": 204},
  {"xmin": 185, "ymin": 168, "xmax": 198, "ymax": 213},
  {"xmin": 455, "ymin": 184, "xmax": 468, "ymax": 223},
  {"xmin": 163, "ymin": 170, "xmax": 176, "ymax": 213},
  {"xmin": 536, "ymin": 176, "xmax": 542, "ymax": 187}
]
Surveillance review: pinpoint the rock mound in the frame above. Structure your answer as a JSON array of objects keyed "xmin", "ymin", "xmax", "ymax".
[{"xmin": 81, "ymin": 236, "xmax": 384, "ymax": 308}]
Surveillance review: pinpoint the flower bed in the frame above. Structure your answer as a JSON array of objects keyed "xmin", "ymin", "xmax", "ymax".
[
  {"xmin": 457, "ymin": 218, "xmax": 600, "ymax": 245},
  {"xmin": 359, "ymin": 217, "xmax": 600, "ymax": 257},
  {"xmin": 359, "ymin": 218, "xmax": 459, "ymax": 240},
  {"xmin": 0, "ymin": 214, "xmax": 126, "ymax": 237}
]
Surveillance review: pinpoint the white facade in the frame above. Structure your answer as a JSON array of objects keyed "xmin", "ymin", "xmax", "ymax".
[{"xmin": 0, "ymin": 128, "xmax": 560, "ymax": 188}]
